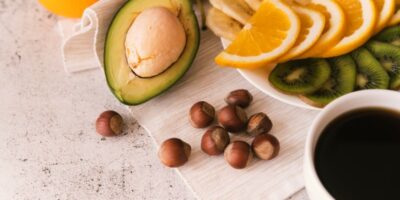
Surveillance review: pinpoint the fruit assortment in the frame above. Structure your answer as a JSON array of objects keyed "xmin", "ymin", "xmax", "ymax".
[
  {"xmin": 207, "ymin": 0, "xmax": 400, "ymax": 108},
  {"xmin": 159, "ymin": 89, "xmax": 280, "ymax": 169},
  {"xmin": 269, "ymin": 26, "xmax": 400, "ymax": 107},
  {"xmin": 208, "ymin": 0, "xmax": 400, "ymax": 67}
]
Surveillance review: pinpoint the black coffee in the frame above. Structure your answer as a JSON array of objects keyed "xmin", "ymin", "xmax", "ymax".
[{"xmin": 315, "ymin": 108, "xmax": 400, "ymax": 200}]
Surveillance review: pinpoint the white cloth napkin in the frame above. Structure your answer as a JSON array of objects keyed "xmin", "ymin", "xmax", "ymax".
[
  {"xmin": 59, "ymin": 0, "xmax": 124, "ymax": 73},
  {"xmin": 60, "ymin": 0, "xmax": 318, "ymax": 199}
]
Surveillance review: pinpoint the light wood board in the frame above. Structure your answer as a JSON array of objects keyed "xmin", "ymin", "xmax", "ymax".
[
  {"xmin": 129, "ymin": 31, "xmax": 318, "ymax": 200},
  {"xmin": 60, "ymin": 1, "xmax": 318, "ymax": 198}
]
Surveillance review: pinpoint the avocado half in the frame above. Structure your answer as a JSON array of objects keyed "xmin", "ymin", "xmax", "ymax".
[{"xmin": 104, "ymin": 0, "xmax": 200, "ymax": 105}]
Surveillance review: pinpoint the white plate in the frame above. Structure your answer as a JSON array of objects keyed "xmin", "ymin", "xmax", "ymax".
[{"xmin": 221, "ymin": 39, "xmax": 320, "ymax": 110}]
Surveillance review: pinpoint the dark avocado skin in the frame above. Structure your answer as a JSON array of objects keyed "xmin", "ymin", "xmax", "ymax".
[{"xmin": 104, "ymin": 0, "xmax": 200, "ymax": 105}]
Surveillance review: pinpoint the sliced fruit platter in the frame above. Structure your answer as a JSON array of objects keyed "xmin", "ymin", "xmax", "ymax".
[{"xmin": 208, "ymin": 0, "xmax": 400, "ymax": 108}]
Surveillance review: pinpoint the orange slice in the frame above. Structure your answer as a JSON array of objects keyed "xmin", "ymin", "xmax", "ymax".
[
  {"xmin": 215, "ymin": 0, "xmax": 300, "ymax": 68},
  {"xmin": 388, "ymin": 0, "xmax": 400, "ymax": 25},
  {"xmin": 277, "ymin": 5, "xmax": 325, "ymax": 62},
  {"xmin": 321, "ymin": 0, "xmax": 378, "ymax": 58},
  {"xmin": 374, "ymin": 0, "xmax": 396, "ymax": 33},
  {"xmin": 296, "ymin": 0, "xmax": 346, "ymax": 59}
]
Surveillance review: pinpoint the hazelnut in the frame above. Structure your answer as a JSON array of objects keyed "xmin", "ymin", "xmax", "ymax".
[
  {"xmin": 251, "ymin": 134, "xmax": 280, "ymax": 160},
  {"xmin": 159, "ymin": 138, "xmax": 191, "ymax": 168},
  {"xmin": 201, "ymin": 126, "xmax": 230, "ymax": 155},
  {"xmin": 247, "ymin": 113, "xmax": 273, "ymax": 136},
  {"xmin": 225, "ymin": 89, "xmax": 253, "ymax": 108},
  {"xmin": 224, "ymin": 141, "xmax": 253, "ymax": 169},
  {"xmin": 217, "ymin": 105, "xmax": 248, "ymax": 133},
  {"xmin": 96, "ymin": 110, "xmax": 123, "ymax": 137},
  {"xmin": 189, "ymin": 101, "xmax": 215, "ymax": 128}
]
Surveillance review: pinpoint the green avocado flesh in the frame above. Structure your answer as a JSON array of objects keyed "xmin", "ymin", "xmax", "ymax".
[{"xmin": 104, "ymin": 0, "xmax": 200, "ymax": 105}]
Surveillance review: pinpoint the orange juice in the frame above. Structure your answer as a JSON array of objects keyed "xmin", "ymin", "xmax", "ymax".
[{"xmin": 38, "ymin": 0, "xmax": 98, "ymax": 18}]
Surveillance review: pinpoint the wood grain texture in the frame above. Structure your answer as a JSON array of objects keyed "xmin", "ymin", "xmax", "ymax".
[
  {"xmin": 60, "ymin": 0, "xmax": 317, "ymax": 198},
  {"xmin": 129, "ymin": 31, "xmax": 319, "ymax": 200}
]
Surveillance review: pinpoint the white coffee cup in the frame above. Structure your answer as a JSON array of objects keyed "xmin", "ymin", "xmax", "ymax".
[{"xmin": 304, "ymin": 89, "xmax": 400, "ymax": 200}]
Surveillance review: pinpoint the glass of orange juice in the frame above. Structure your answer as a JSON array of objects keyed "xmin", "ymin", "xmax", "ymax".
[{"xmin": 38, "ymin": 0, "xmax": 98, "ymax": 18}]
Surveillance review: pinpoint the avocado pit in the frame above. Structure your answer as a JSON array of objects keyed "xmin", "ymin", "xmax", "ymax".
[{"xmin": 125, "ymin": 7, "xmax": 187, "ymax": 78}]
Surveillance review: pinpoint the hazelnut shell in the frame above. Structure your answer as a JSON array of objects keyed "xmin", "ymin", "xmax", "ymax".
[
  {"xmin": 95, "ymin": 110, "xmax": 123, "ymax": 137},
  {"xmin": 252, "ymin": 134, "xmax": 280, "ymax": 160},
  {"xmin": 201, "ymin": 126, "xmax": 230, "ymax": 155},
  {"xmin": 189, "ymin": 101, "xmax": 215, "ymax": 128},
  {"xmin": 217, "ymin": 105, "xmax": 248, "ymax": 133},
  {"xmin": 224, "ymin": 141, "xmax": 253, "ymax": 169},
  {"xmin": 225, "ymin": 89, "xmax": 253, "ymax": 108},
  {"xmin": 247, "ymin": 113, "xmax": 273, "ymax": 136},
  {"xmin": 159, "ymin": 138, "xmax": 191, "ymax": 168}
]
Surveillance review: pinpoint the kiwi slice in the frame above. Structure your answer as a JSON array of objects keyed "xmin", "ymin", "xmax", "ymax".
[
  {"xmin": 365, "ymin": 41, "xmax": 400, "ymax": 90},
  {"xmin": 374, "ymin": 26, "xmax": 400, "ymax": 47},
  {"xmin": 300, "ymin": 55, "xmax": 357, "ymax": 107},
  {"xmin": 351, "ymin": 48, "xmax": 389, "ymax": 90},
  {"xmin": 268, "ymin": 58, "xmax": 331, "ymax": 94}
]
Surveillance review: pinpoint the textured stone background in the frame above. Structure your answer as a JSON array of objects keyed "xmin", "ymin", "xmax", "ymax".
[{"xmin": 0, "ymin": 0, "xmax": 308, "ymax": 199}]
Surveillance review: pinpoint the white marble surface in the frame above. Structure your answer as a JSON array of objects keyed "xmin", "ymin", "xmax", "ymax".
[{"xmin": 0, "ymin": 0, "xmax": 308, "ymax": 199}]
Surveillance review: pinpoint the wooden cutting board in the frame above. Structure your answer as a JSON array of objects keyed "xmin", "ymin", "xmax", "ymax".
[
  {"xmin": 61, "ymin": 0, "xmax": 318, "ymax": 198},
  {"xmin": 129, "ymin": 30, "xmax": 318, "ymax": 200}
]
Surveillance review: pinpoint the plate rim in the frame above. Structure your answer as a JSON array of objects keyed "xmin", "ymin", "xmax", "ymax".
[
  {"xmin": 220, "ymin": 38, "xmax": 320, "ymax": 111},
  {"xmin": 237, "ymin": 69, "xmax": 320, "ymax": 110}
]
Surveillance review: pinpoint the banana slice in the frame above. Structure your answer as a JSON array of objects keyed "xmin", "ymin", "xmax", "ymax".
[
  {"xmin": 209, "ymin": 0, "xmax": 254, "ymax": 24},
  {"xmin": 207, "ymin": 8, "xmax": 243, "ymax": 41},
  {"xmin": 244, "ymin": 0, "xmax": 261, "ymax": 10},
  {"xmin": 242, "ymin": 0, "xmax": 313, "ymax": 13}
]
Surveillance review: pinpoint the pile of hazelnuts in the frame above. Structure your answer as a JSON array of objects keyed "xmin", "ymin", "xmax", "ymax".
[{"xmin": 158, "ymin": 89, "xmax": 280, "ymax": 169}]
